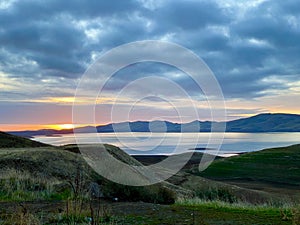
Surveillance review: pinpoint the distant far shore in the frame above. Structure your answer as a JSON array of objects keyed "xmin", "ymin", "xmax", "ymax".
[{"xmin": 6, "ymin": 113, "xmax": 300, "ymax": 137}]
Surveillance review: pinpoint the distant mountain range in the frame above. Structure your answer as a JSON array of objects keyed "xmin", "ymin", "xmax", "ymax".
[{"xmin": 8, "ymin": 113, "xmax": 300, "ymax": 137}]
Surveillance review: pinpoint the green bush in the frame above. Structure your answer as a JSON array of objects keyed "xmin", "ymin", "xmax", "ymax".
[{"xmin": 195, "ymin": 186, "xmax": 237, "ymax": 203}]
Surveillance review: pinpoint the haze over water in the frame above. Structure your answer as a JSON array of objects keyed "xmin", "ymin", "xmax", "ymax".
[{"xmin": 33, "ymin": 132, "xmax": 300, "ymax": 156}]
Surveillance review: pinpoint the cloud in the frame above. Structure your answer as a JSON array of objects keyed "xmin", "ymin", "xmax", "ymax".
[
  {"xmin": 148, "ymin": 0, "xmax": 231, "ymax": 32},
  {"xmin": 0, "ymin": 0, "xmax": 300, "ymax": 124}
]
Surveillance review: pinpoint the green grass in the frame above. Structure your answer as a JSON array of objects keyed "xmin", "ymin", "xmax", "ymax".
[
  {"xmin": 0, "ymin": 145, "xmax": 176, "ymax": 204},
  {"xmin": 0, "ymin": 131, "xmax": 49, "ymax": 148},
  {"xmin": 0, "ymin": 147, "xmax": 92, "ymax": 180},
  {"xmin": 176, "ymin": 198, "xmax": 297, "ymax": 225},
  {"xmin": 1, "ymin": 199, "xmax": 298, "ymax": 225},
  {"xmin": 199, "ymin": 144, "xmax": 300, "ymax": 186},
  {"xmin": 0, "ymin": 132, "xmax": 300, "ymax": 224},
  {"xmin": 0, "ymin": 169, "xmax": 72, "ymax": 201}
]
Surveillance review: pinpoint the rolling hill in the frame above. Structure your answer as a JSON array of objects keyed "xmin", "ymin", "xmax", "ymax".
[
  {"xmin": 0, "ymin": 133, "xmax": 300, "ymax": 206},
  {"xmin": 0, "ymin": 131, "xmax": 50, "ymax": 148},
  {"xmin": 226, "ymin": 113, "xmax": 300, "ymax": 132},
  {"xmin": 8, "ymin": 113, "xmax": 300, "ymax": 137},
  {"xmin": 0, "ymin": 132, "xmax": 299, "ymax": 224},
  {"xmin": 0, "ymin": 132, "xmax": 186, "ymax": 203},
  {"xmin": 198, "ymin": 144, "xmax": 300, "ymax": 188},
  {"xmin": 96, "ymin": 113, "xmax": 300, "ymax": 132}
]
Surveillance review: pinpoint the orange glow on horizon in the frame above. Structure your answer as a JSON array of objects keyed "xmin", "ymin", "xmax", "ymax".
[
  {"xmin": 0, "ymin": 109, "xmax": 299, "ymax": 132},
  {"xmin": 48, "ymin": 124, "xmax": 74, "ymax": 130},
  {"xmin": 0, "ymin": 123, "xmax": 92, "ymax": 132},
  {"xmin": 0, "ymin": 124, "xmax": 55, "ymax": 132}
]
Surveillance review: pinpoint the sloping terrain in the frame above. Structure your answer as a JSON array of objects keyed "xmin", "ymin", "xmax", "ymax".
[
  {"xmin": 0, "ymin": 147, "xmax": 90, "ymax": 180},
  {"xmin": 0, "ymin": 132, "xmax": 299, "ymax": 224},
  {"xmin": 1, "ymin": 131, "xmax": 298, "ymax": 202},
  {"xmin": 198, "ymin": 144, "xmax": 300, "ymax": 195},
  {"xmin": 0, "ymin": 133, "xmax": 183, "ymax": 203},
  {"xmin": 0, "ymin": 131, "xmax": 50, "ymax": 148},
  {"xmin": 96, "ymin": 113, "xmax": 300, "ymax": 132},
  {"xmin": 199, "ymin": 144, "xmax": 300, "ymax": 185},
  {"xmin": 132, "ymin": 151, "xmax": 294, "ymax": 203},
  {"xmin": 226, "ymin": 113, "xmax": 300, "ymax": 132}
]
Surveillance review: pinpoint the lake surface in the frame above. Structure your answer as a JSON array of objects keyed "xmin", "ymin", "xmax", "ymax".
[{"xmin": 33, "ymin": 132, "xmax": 300, "ymax": 156}]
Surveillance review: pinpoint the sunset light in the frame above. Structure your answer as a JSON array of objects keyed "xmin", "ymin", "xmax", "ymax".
[
  {"xmin": 52, "ymin": 124, "xmax": 74, "ymax": 130},
  {"xmin": 0, "ymin": 0, "xmax": 299, "ymax": 223}
]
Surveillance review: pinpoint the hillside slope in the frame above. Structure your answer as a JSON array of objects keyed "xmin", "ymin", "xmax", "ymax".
[
  {"xmin": 199, "ymin": 144, "xmax": 300, "ymax": 186},
  {"xmin": 0, "ymin": 132, "xmax": 298, "ymax": 205},
  {"xmin": 0, "ymin": 132, "xmax": 188, "ymax": 203},
  {"xmin": 0, "ymin": 131, "xmax": 50, "ymax": 148},
  {"xmin": 226, "ymin": 113, "xmax": 300, "ymax": 132}
]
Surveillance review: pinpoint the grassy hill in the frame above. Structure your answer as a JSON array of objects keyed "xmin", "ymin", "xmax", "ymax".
[
  {"xmin": 1, "ymin": 131, "xmax": 299, "ymax": 200},
  {"xmin": 199, "ymin": 144, "xmax": 300, "ymax": 190},
  {"xmin": 0, "ymin": 131, "xmax": 49, "ymax": 148},
  {"xmin": 0, "ymin": 132, "xmax": 299, "ymax": 224},
  {"xmin": 132, "ymin": 151, "xmax": 298, "ymax": 204},
  {"xmin": 0, "ymin": 132, "xmax": 180, "ymax": 205}
]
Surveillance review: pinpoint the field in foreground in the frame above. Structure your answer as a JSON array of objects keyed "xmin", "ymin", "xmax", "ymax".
[
  {"xmin": 1, "ymin": 200, "xmax": 298, "ymax": 224},
  {"xmin": 198, "ymin": 144, "xmax": 300, "ymax": 196},
  {"xmin": 0, "ymin": 132, "xmax": 299, "ymax": 224}
]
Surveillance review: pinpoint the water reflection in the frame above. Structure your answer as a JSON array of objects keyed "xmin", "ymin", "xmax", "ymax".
[{"xmin": 33, "ymin": 132, "xmax": 300, "ymax": 156}]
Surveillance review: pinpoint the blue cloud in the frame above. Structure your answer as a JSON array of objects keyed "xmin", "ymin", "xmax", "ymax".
[{"xmin": 0, "ymin": 0, "xmax": 299, "ymax": 103}]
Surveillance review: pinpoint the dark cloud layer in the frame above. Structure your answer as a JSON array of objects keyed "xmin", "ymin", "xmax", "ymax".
[{"xmin": 0, "ymin": 0, "xmax": 299, "ymax": 109}]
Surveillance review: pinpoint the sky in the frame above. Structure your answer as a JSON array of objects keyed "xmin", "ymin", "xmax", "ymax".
[{"xmin": 0, "ymin": 0, "xmax": 300, "ymax": 131}]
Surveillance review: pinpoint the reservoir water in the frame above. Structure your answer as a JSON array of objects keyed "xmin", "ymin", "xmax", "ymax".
[{"xmin": 33, "ymin": 132, "xmax": 300, "ymax": 156}]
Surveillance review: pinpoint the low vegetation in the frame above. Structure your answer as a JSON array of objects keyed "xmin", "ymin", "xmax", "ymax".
[
  {"xmin": 0, "ymin": 132, "xmax": 299, "ymax": 224},
  {"xmin": 0, "ymin": 131, "xmax": 49, "ymax": 148},
  {"xmin": 199, "ymin": 144, "xmax": 300, "ymax": 184},
  {"xmin": 0, "ymin": 169, "xmax": 66, "ymax": 201},
  {"xmin": 176, "ymin": 198, "xmax": 300, "ymax": 225},
  {"xmin": 198, "ymin": 144, "xmax": 300, "ymax": 198}
]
